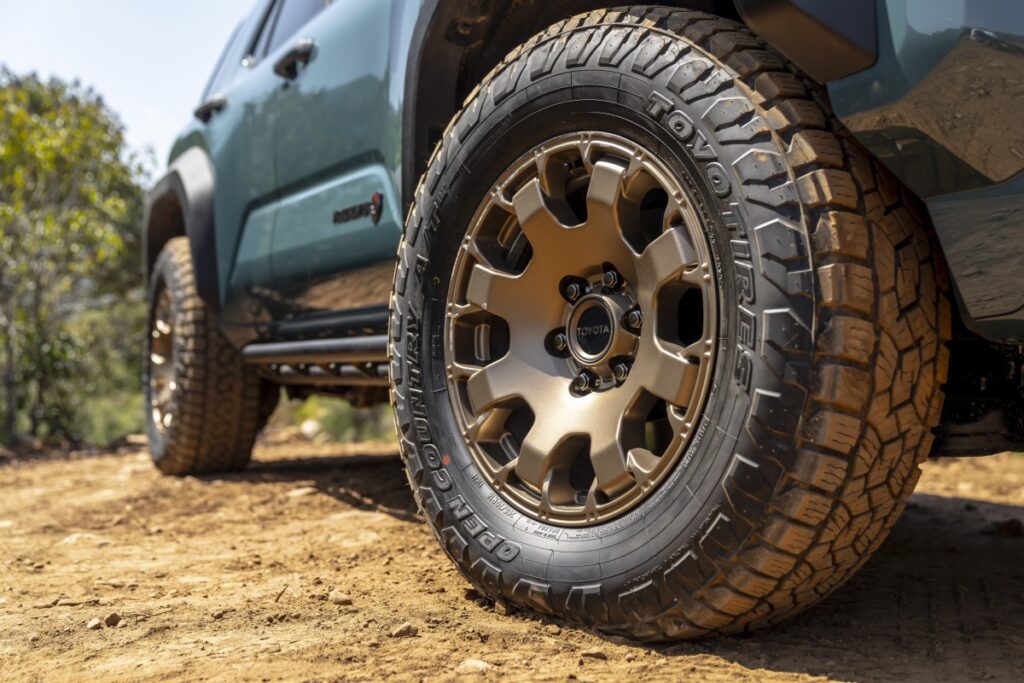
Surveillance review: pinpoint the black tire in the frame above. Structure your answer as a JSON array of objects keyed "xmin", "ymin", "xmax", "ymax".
[
  {"xmin": 144, "ymin": 237, "xmax": 278, "ymax": 475},
  {"xmin": 390, "ymin": 6, "xmax": 950, "ymax": 639}
]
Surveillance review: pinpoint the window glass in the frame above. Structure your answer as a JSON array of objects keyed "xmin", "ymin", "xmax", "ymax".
[
  {"xmin": 248, "ymin": 0, "xmax": 281, "ymax": 63},
  {"xmin": 266, "ymin": 0, "xmax": 329, "ymax": 55},
  {"xmin": 202, "ymin": 22, "xmax": 245, "ymax": 99}
]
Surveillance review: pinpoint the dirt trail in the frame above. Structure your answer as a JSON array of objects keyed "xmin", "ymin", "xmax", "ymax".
[{"xmin": 1, "ymin": 434, "xmax": 1022, "ymax": 682}]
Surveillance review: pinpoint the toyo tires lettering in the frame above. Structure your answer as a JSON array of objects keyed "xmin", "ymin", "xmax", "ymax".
[{"xmin": 645, "ymin": 90, "xmax": 755, "ymax": 393}]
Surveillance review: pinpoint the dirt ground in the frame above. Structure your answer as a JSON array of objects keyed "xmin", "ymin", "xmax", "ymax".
[{"xmin": 1, "ymin": 434, "xmax": 1022, "ymax": 682}]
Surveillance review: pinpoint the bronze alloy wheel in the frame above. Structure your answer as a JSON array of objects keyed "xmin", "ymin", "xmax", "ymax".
[
  {"xmin": 149, "ymin": 286, "xmax": 176, "ymax": 434},
  {"xmin": 444, "ymin": 133, "xmax": 718, "ymax": 525}
]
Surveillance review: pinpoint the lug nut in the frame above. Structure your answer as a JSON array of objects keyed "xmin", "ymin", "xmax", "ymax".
[
  {"xmin": 612, "ymin": 361, "xmax": 631, "ymax": 382},
  {"xmin": 552, "ymin": 332, "xmax": 569, "ymax": 353},
  {"xmin": 602, "ymin": 269, "xmax": 622, "ymax": 290},
  {"xmin": 564, "ymin": 282, "xmax": 584, "ymax": 302},
  {"xmin": 572, "ymin": 371, "xmax": 597, "ymax": 394},
  {"xmin": 626, "ymin": 308, "xmax": 643, "ymax": 330}
]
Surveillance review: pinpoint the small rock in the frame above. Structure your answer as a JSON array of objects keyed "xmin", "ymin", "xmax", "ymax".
[
  {"xmin": 544, "ymin": 624, "xmax": 561, "ymax": 635},
  {"xmin": 86, "ymin": 618, "xmax": 103, "ymax": 630},
  {"xmin": 456, "ymin": 658, "xmax": 493, "ymax": 673},
  {"xmin": 211, "ymin": 609, "xmax": 228, "ymax": 620},
  {"xmin": 625, "ymin": 653, "xmax": 637, "ymax": 662},
  {"xmin": 328, "ymin": 590, "xmax": 352, "ymax": 606},
  {"xmin": 60, "ymin": 532, "xmax": 105, "ymax": 546},
  {"xmin": 581, "ymin": 648, "xmax": 608, "ymax": 660},
  {"xmin": 389, "ymin": 622, "xmax": 418, "ymax": 638},
  {"xmin": 287, "ymin": 486, "xmax": 318, "ymax": 498},
  {"xmin": 103, "ymin": 612, "xmax": 121, "ymax": 627},
  {"xmin": 28, "ymin": 634, "xmax": 40, "ymax": 643},
  {"xmin": 300, "ymin": 419, "xmax": 322, "ymax": 439}
]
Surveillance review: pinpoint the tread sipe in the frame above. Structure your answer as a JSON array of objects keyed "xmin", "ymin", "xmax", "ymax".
[
  {"xmin": 146, "ymin": 237, "xmax": 277, "ymax": 476},
  {"xmin": 390, "ymin": 6, "xmax": 950, "ymax": 639}
]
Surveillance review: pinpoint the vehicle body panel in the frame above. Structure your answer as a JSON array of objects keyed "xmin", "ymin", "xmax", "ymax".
[
  {"xmin": 826, "ymin": 0, "xmax": 1024, "ymax": 338},
  {"xmin": 150, "ymin": 0, "xmax": 1024, "ymax": 343},
  {"xmin": 263, "ymin": 0, "xmax": 407, "ymax": 325}
]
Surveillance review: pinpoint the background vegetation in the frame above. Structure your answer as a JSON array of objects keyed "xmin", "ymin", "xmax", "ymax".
[
  {"xmin": 0, "ymin": 68, "xmax": 146, "ymax": 449},
  {"xmin": 0, "ymin": 69, "xmax": 392, "ymax": 452}
]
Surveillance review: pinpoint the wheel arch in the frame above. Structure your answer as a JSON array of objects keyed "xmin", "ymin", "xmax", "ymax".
[
  {"xmin": 143, "ymin": 146, "xmax": 220, "ymax": 313},
  {"xmin": 401, "ymin": 0, "xmax": 740, "ymax": 211}
]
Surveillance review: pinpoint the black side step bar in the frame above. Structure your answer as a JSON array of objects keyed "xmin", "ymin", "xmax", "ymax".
[{"xmin": 241, "ymin": 335, "xmax": 388, "ymax": 387}]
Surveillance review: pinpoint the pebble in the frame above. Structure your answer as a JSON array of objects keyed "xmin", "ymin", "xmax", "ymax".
[
  {"xmin": 581, "ymin": 648, "xmax": 608, "ymax": 660},
  {"xmin": 211, "ymin": 609, "xmax": 228, "ymax": 620},
  {"xmin": 28, "ymin": 634, "xmax": 39, "ymax": 643},
  {"xmin": 389, "ymin": 622, "xmax": 418, "ymax": 638},
  {"xmin": 86, "ymin": 618, "xmax": 103, "ymax": 630},
  {"xmin": 328, "ymin": 590, "xmax": 352, "ymax": 606},
  {"xmin": 287, "ymin": 486, "xmax": 318, "ymax": 498},
  {"xmin": 456, "ymin": 658, "xmax": 493, "ymax": 673},
  {"xmin": 104, "ymin": 612, "xmax": 121, "ymax": 627},
  {"xmin": 544, "ymin": 624, "xmax": 562, "ymax": 635}
]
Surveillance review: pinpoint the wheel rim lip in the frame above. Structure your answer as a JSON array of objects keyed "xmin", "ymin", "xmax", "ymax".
[
  {"xmin": 444, "ymin": 131, "xmax": 719, "ymax": 526},
  {"xmin": 149, "ymin": 286, "xmax": 176, "ymax": 434}
]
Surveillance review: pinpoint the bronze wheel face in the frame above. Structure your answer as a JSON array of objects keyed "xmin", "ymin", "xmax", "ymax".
[
  {"xmin": 444, "ymin": 132, "xmax": 718, "ymax": 526},
  {"xmin": 149, "ymin": 286, "xmax": 176, "ymax": 434}
]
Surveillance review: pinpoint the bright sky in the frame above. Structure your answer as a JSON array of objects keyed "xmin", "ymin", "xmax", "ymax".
[{"xmin": 0, "ymin": 0, "xmax": 257, "ymax": 171}]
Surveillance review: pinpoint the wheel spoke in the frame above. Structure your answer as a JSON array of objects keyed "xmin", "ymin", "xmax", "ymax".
[
  {"xmin": 585, "ymin": 159, "xmax": 626, "ymax": 229},
  {"xmin": 589, "ymin": 426, "xmax": 633, "ymax": 497},
  {"xmin": 626, "ymin": 447, "xmax": 660, "ymax": 488},
  {"xmin": 635, "ymin": 227, "xmax": 700, "ymax": 302},
  {"xmin": 465, "ymin": 263, "xmax": 520, "ymax": 319},
  {"xmin": 512, "ymin": 179, "xmax": 568, "ymax": 244},
  {"xmin": 465, "ymin": 354, "xmax": 530, "ymax": 413},
  {"xmin": 634, "ymin": 341, "xmax": 701, "ymax": 407},
  {"xmin": 515, "ymin": 421, "xmax": 571, "ymax": 491}
]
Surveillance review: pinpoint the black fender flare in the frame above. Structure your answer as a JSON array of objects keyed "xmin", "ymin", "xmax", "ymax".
[{"xmin": 143, "ymin": 147, "xmax": 220, "ymax": 313}]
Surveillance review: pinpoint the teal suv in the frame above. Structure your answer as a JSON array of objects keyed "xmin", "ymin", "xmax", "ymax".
[{"xmin": 144, "ymin": 0, "xmax": 1024, "ymax": 639}]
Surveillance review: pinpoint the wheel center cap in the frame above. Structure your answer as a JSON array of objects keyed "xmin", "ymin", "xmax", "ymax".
[{"xmin": 571, "ymin": 300, "xmax": 614, "ymax": 360}]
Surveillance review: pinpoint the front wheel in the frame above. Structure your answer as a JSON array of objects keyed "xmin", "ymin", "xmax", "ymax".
[{"xmin": 390, "ymin": 7, "xmax": 950, "ymax": 640}]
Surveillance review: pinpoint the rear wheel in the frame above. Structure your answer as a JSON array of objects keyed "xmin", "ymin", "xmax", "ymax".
[
  {"xmin": 145, "ymin": 237, "xmax": 277, "ymax": 475},
  {"xmin": 390, "ymin": 7, "xmax": 950, "ymax": 639}
]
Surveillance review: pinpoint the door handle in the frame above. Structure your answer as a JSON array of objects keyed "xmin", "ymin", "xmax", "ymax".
[
  {"xmin": 273, "ymin": 38, "xmax": 316, "ymax": 80},
  {"xmin": 193, "ymin": 93, "xmax": 228, "ymax": 123}
]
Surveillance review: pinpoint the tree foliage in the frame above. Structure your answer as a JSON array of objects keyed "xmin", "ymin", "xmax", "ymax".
[{"xmin": 0, "ymin": 68, "xmax": 147, "ymax": 448}]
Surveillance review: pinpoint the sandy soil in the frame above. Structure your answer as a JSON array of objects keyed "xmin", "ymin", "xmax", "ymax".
[{"xmin": 1, "ymin": 434, "xmax": 1022, "ymax": 682}]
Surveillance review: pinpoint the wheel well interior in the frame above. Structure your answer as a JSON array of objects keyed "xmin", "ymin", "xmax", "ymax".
[
  {"xmin": 145, "ymin": 192, "xmax": 186, "ymax": 277},
  {"xmin": 404, "ymin": 0, "xmax": 741, "ymax": 205}
]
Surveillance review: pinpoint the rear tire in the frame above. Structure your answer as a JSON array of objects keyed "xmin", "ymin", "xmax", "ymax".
[
  {"xmin": 390, "ymin": 7, "xmax": 951, "ymax": 640},
  {"xmin": 144, "ymin": 237, "xmax": 277, "ymax": 475}
]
